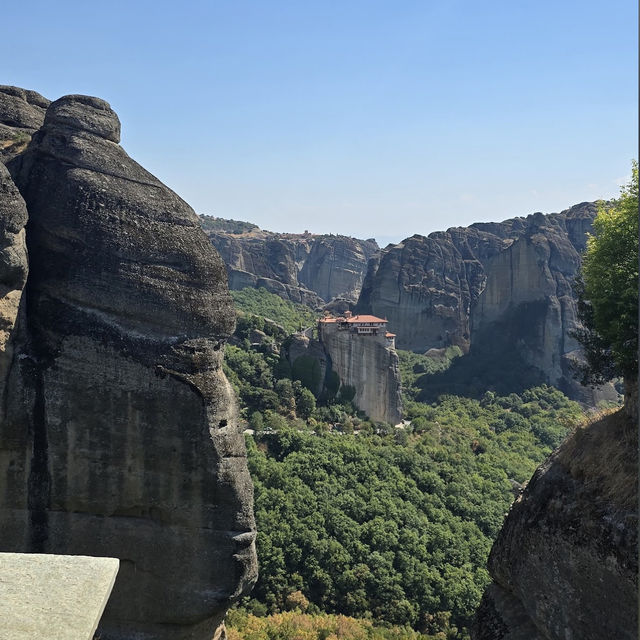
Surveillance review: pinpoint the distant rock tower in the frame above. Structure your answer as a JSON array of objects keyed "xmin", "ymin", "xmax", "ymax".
[{"xmin": 318, "ymin": 313, "xmax": 402, "ymax": 424}]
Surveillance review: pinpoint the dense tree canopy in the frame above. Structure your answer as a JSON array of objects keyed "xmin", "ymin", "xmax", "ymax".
[
  {"xmin": 574, "ymin": 162, "xmax": 638, "ymax": 383},
  {"xmin": 224, "ymin": 279, "xmax": 586, "ymax": 639},
  {"xmin": 243, "ymin": 387, "xmax": 582, "ymax": 637}
]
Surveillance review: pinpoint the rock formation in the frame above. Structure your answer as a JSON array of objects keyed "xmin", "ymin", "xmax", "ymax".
[
  {"xmin": 0, "ymin": 89, "xmax": 257, "ymax": 639},
  {"xmin": 0, "ymin": 163, "xmax": 28, "ymax": 398},
  {"xmin": 0, "ymin": 85, "xmax": 49, "ymax": 164},
  {"xmin": 471, "ymin": 404, "xmax": 637, "ymax": 640},
  {"xmin": 282, "ymin": 332, "xmax": 329, "ymax": 398},
  {"xmin": 356, "ymin": 204, "xmax": 616, "ymax": 402},
  {"xmin": 316, "ymin": 316, "xmax": 402, "ymax": 424},
  {"xmin": 207, "ymin": 226, "xmax": 378, "ymax": 307}
]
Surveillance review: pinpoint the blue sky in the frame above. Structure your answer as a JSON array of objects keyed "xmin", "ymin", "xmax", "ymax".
[{"xmin": 3, "ymin": 1, "xmax": 637, "ymax": 243}]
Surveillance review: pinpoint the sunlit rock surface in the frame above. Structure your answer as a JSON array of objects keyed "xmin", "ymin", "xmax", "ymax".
[
  {"xmin": 356, "ymin": 204, "xmax": 617, "ymax": 403},
  {"xmin": 208, "ymin": 228, "xmax": 378, "ymax": 306}
]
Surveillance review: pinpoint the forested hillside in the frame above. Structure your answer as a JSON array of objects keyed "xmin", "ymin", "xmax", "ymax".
[{"xmin": 226, "ymin": 287, "xmax": 585, "ymax": 639}]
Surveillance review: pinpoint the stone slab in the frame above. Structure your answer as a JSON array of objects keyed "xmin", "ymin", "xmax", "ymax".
[{"xmin": 0, "ymin": 553, "xmax": 119, "ymax": 640}]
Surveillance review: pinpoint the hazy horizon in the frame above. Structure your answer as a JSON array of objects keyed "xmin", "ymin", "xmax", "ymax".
[{"xmin": 201, "ymin": 196, "xmax": 604, "ymax": 248}]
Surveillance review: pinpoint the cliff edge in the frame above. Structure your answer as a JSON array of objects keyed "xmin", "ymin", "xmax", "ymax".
[
  {"xmin": 356, "ymin": 205, "xmax": 616, "ymax": 403},
  {"xmin": 207, "ymin": 226, "xmax": 379, "ymax": 307},
  {"xmin": 0, "ymin": 88, "xmax": 257, "ymax": 639},
  {"xmin": 471, "ymin": 402, "xmax": 637, "ymax": 640}
]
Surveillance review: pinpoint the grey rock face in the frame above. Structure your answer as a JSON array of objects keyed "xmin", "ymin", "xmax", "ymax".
[
  {"xmin": 323, "ymin": 329, "xmax": 402, "ymax": 424},
  {"xmin": 357, "ymin": 232, "xmax": 501, "ymax": 353},
  {"xmin": 0, "ymin": 92, "xmax": 257, "ymax": 639},
  {"xmin": 0, "ymin": 86, "xmax": 49, "ymax": 130},
  {"xmin": 44, "ymin": 94, "xmax": 121, "ymax": 143},
  {"xmin": 317, "ymin": 322, "xmax": 402, "ymax": 425},
  {"xmin": 0, "ymin": 86, "xmax": 50, "ymax": 164},
  {"xmin": 472, "ymin": 409, "xmax": 637, "ymax": 640},
  {"xmin": 208, "ymin": 229, "xmax": 378, "ymax": 306},
  {"xmin": 283, "ymin": 333, "xmax": 328, "ymax": 398},
  {"xmin": 356, "ymin": 203, "xmax": 613, "ymax": 402},
  {"xmin": 0, "ymin": 164, "xmax": 28, "ymax": 411}
]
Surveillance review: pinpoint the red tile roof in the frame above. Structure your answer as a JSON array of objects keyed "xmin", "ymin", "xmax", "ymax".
[{"xmin": 344, "ymin": 315, "xmax": 387, "ymax": 324}]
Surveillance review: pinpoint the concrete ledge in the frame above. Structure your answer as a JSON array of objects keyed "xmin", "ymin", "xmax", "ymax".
[{"xmin": 0, "ymin": 552, "xmax": 119, "ymax": 640}]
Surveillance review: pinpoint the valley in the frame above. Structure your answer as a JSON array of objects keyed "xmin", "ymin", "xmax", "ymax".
[{"xmin": 0, "ymin": 85, "xmax": 636, "ymax": 640}]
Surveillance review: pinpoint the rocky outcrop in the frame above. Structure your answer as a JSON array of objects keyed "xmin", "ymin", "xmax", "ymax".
[
  {"xmin": 357, "ymin": 230, "xmax": 503, "ymax": 353},
  {"xmin": 282, "ymin": 332, "xmax": 328, "ymax": 398},
  {"xmin": 317, "ymin": 321, "xmax": 402, "ymax": 424},
  {"xmin": 356, "ymin": 204, "xmax": 615, "ymax": 402},
  {"xmin": 0, "ymin": 164, "xmax": 28, "ymax": 399},
  {"xmin": 470, "ymin": 211, "xmax": 596, "ymax": 401},
  {"xmin": 208, "ymin": 228, "xmax": 378, "ymax": 306},
  {"xmin": 0, "ymin": 86, "xmax": 49, "ymax": 163},
  {"xmin": 472, "ymin": 407, "xmax": 637, "ymax": 640},
  {"xmin": 0, "ymin": 90, "xmax": 257, "ymax": 639}
]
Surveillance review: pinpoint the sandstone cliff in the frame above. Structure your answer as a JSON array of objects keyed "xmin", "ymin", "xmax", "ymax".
[
  {"xmin": 356, "ymin": 204, "xmax": 615, "ymax": 402},
  {"xmin": 207, "ymin": 226, "xmax": 378, "ymax": 307},
  {"xmin": 0, "ymin": 89, "xmax": 257, "ymax": 639},
  {"xmin": 317, "ymin": 319, "xmax": 402, "ymax": 425},
  {"xmin": 471, "ymin": 404, "xmax": 637, "ymax": 640}
]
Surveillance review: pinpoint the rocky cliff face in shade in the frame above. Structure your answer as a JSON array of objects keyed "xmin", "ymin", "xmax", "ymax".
[
  {"xmin": 207, "ymin": 228, "xmax": 379, "ymax": 307},
  {"xmin": 0, "ymin": 89, "xmax": 257, "ymax": 639},
  {"xmin": 472, "ymin": 405, "xmax": 638, "ymax": 640},
  {"xmin": 470, "ymin": 211, "xmax": 592, "ymax": 401},
  {"xmin": 282, "ymin": 332, "xmax": 329, "ymax": 398},
  {"xmin": 356, "ymin": 204, "xmax": 614, "ymax": 402}
]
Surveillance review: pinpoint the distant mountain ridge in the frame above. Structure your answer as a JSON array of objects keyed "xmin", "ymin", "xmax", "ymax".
[
  {"xmin": 205, "ymin": 205, "xmax": 617, "ymax": 405},
  {"xmin": 205, "ymin": 221, "xmax": 379, "ymax": 307},
  {"xmin": 356, "ymin": 202, "xmax": 617, "ymax": 404}
]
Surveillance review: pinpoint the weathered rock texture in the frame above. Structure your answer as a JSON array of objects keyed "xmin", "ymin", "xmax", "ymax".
[
  {"xmin": 0, "ymin": 89, "xmax": 257, "ymax": 639},
  {"xmin": 207, "ymin": 227, "xmax": 378, "ymax": 306},
  {"xmin": 0, "ymin": 164, "xmax": 28, "ymax": 399},
  {"xmin": 0, "ymin": 86, "xmax": 49, "ymax": 164},
  {"xmin": 356, "ymin": 204, "xmax": 615, "ymax": 402},
  {"xmin": 472, "ymin": 407, "xmax": 638, "ymax": 640},
  {"xmin": 317, "ymin": 322, "xmax": 402, "ymax": 424}
]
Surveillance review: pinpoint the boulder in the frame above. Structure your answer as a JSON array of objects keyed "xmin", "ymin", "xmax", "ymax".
[
  {"xmin": 0, "ymin": 86, "xmax": 50, "ymax": 164},
  {"xmin": 472, "ymin": 408, "xmax": 637, "ymax": 640},
  {"xmin": 0, "ymin": 92, "xmax": 257, "ymax": 639}
]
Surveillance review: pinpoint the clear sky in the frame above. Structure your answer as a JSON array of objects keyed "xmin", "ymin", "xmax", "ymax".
[{"xmin": 2, "ymin": 1, "xmax": 637, "ymax": 244}]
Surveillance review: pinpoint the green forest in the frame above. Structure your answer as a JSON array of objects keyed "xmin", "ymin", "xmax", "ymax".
[{"xmin": 226, "ymin": 287, "xmax": 585, "ymax": 639}]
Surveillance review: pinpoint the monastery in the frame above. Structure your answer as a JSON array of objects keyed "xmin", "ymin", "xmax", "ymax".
[{"xmin": 318, "ymin": 311, "xmax": 396, "ymax": 348}]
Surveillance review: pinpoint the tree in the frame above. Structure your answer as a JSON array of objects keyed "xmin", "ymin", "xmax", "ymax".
[
  {"xmin": 296, "ymin": 388, "xmax": 316, "ymax": 420},
  {"xmin": 573, "ymin": 161, "xmax": 638, "ymax": 384}
]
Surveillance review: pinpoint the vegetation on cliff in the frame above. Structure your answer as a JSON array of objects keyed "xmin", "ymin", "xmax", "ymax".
[
  {"xmin": 232, "ymin": 287, "xmax": 317, "ymax": 334},
  {"xmin": 573, "ymin": 162, "xmax": 639, "ymax": 384}
]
